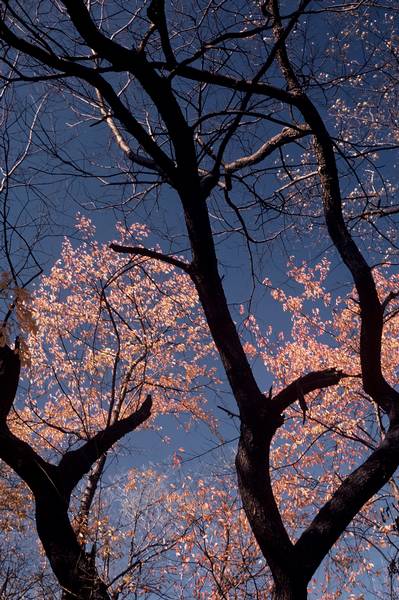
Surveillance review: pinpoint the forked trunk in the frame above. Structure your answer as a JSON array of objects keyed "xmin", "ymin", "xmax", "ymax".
[
  {"xmin": 35, "ymin": 493, "xmax": 111, "ymax": 600},
  {"xmin": 60, "ymin": 560, "xmax": 110, "ymax": 600}
]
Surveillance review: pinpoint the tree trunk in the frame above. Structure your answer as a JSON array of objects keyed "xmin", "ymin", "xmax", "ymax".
[
  {"xmin": 35, "ymin": 493, "xmax": 110, "ymax": 600},
  {"xmin": 272, "ymin": 581, "xmax": 307, "ymax": 600},
  {"xmin": 60, "ymin": 560, "xmax": 110, "ymax": 600}
]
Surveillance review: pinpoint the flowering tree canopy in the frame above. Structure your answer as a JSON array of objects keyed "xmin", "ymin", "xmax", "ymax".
[{"xmin": 0, "ymin": 1, "xmax": 398, "ymax": 598}]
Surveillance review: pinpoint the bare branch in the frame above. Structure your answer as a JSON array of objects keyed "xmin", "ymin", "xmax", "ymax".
[
  {"xmin": 93, "ymin": 90, "xmax": 163, "ymax": 174},
  {"xmin": 110, "ymin": 243, "xmax": 192, "ymax": 274},
  {"xmin": 268, "ymin": 0, "xmax": 398, "ymax": 414},
  {"xmin": 0, "ymin": 16, "xmax": 176, "ymax": 178},
  {"xmin": 382, "ymin": 290, "xmax": 399, "ymax": 312},
  {"xmin": 61, "ymin": 0, "xmax": 199, "ymax": 185},
  {"xmin": 58, "ymin": 395, "xmax": 152, "ymax": 494},
  {"xmin": 272, "ymin": 368, "xmax": 347, "ymax": 415},
  {"xmin": 147, "ymin": 0, "xmax": 176, "ymax": 65},
  {"xmin": 225, "ymin": 125, "xmax": 310, "ymax": 173}
]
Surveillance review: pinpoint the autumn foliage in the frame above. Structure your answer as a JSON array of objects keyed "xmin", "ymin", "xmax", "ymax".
[
  {"xmin": 1, "ymin": 234, "xmax": 398, "ymax": 597},
  {"xmin": 22, "ymin": 219, "xmax": 215, "ymax": 447},
  {"xmin": 0, "ymin": 1, "xmax": 398, "ymax": 599}
]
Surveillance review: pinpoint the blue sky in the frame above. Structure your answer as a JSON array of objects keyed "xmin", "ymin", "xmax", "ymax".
[{"xmin": 1, "ymin": 1, "xmax": 399, "ymax": 597}]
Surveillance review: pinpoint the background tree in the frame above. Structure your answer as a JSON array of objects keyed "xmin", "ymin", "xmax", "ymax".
[
  {"xmin": 0, "ymin": 218, "xmax": 215, "ymax": 599},
  {"xmin": 0, "ymin": 1, "xmax": 398, "ymax": 598}
]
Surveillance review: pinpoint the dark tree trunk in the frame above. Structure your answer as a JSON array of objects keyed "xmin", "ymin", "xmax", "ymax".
[
  {"xmin": 272, "ymin": 583, "xmax": 307, "ymax": 600},
  {"xmin": 35, "ymin": 493, "xmax": 110, "ymax": 600},
  {"xmin": 0, "ymin": 344, "xmax": 151, "ymax": 600},
  {"xmin": 1, "ymin": 2, "xmax": 399, "ymax": 599}
]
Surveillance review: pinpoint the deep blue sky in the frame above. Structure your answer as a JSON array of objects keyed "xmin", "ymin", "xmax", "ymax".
[{"xmin": 1, "ymin": 1, "xmax": 398, "ymax": 596}]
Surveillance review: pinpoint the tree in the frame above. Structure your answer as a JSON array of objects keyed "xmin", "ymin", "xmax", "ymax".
[
  {"xmin": 0, "ymin": 1, "xmax": 398, "ymax": 598},
  {"xmin": 246, "ymin": 259, "xmax": 399, "ymax": 598},
  {"xmin": 0, "ymin": 219, "xmax": 215, "ymax": 599}
]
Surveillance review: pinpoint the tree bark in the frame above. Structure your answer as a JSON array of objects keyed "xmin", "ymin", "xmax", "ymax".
[
  {"xmin": 35, "ymin": 493, "xmax": 110, "ymax": 600},
  {"xmin": 1, "ymin": 2, "xmax": 398, "ymax": 597},
  {"xmin": 272, "ymin": 583, "xmax": 307, "ymax": 600}
]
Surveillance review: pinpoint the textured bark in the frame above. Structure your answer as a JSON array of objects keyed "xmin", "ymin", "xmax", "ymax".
[
  {"xmin": 0, "ymin": 344, "xmax": 20, "ymax": 419},
  {"xmin": 296, "ymin": 421, "xmax": 399, "ymax": 581},
  {"xmin": 236, "ymin": 423, "xmax": 297, "ymax": 589},
  {"xmin": 272, "ymin": 586, "xmax": 307, "ymax": 600},
  {"xmin": 35, "ymin": 492, "xmax": 110, "ymax": 600}
]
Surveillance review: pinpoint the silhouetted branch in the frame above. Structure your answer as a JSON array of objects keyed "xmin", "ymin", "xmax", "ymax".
[
  {"xmin": 272, "ymin": 368, "xmax": 347, "ymax": 415},
  {"xmin": 0, "ymin": 343, "xmax": 20, "ymax": 421},
  {"xmin": 110, "ymin": 244, "xmax": 192, "ymax": 274},
  {"xmin": 59, "ymin": 395, "xmax": 152, "ymax": 494}
]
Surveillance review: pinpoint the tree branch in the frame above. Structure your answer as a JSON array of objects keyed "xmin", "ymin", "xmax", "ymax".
[
  {"xmin": 272, "ymin": 368, "xmax": 346, "ymax": 416},
  {"xmin": 236, "ymin": 421, "xmax": 296, "ymax": 590},
  {"xmin": 93, "ymin": 89, "xmax": 164, "ymax": 175},
  {"xmin": 147, "ymin": 0, "xmax": 176, "ymax": 65},
  {"xmin": 61, "ymin": 0, "xmax": 199, "ymax": 185},
  {"xmin": 268, "ymin": 0, "xmax": 398, "ymax": 415},
  {"xmin": 0, "ymin": 426, "xmax": 59, "ymax": 497},
  {"xmin": 225, "ymin": 125, "xmax": 310, "ymax": 173},
  {"xmin": 0, "ymin": 343, "xmax": 20, "ymax": 421},
  {"xmin": 110, "ymin": 244, "xmax": 192, "ymax": 274},
  {"xmin": 295, "ymin": 422, "xmax": 399, "ymax": 581},
  {"xmin": 58, "ymin": 395, "xmax": 152, "ymax": 494},
  {"xmin": 0, "ymin": 16, "xmax": 176, "ymax": 179},
  {"xmin": 164, "ymin": 63, "xmax": 299, "ymax": 106}
]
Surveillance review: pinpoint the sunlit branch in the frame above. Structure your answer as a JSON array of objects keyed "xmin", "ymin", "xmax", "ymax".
[
  {"xmin": 225, "ymin": 125, "xmax": 310, "ymax": 173},
  {"xmin": 61, "ymin": 0, "xmax": 199, "ymax": 185},
  {"xmin": 0, "ymin": 16, "xmax": 176, "ymax": 179},
  {"xmin": 93, "ymin": 88, "xmax": 164, "ymax": 175}
]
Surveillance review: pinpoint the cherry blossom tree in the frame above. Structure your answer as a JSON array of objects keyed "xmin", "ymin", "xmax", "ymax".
[{"xmin": 0, "ymin": 1, "xmax": 398, "ymax": 598}]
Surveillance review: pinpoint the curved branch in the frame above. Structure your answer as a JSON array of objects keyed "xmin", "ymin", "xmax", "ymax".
[
  {"xmin": 236, "ymin": 424, "xmax": 296, "ymax": 589},
  {"xmin": 295, "ymin": 422, "xmax": 399, "ymax": 581},
  {"xmin": 268, "ymin": 0, "xmax": 397, "ymax": 414},
  {"xmin": 110, "ymin": 243, "xmax": 192, "ymax": 274},
  {"xmin": 0, "ymin": 426, "xmax": 57, "ymax": 496},
  {"xmin": 93, "ymin": 89, "xmax": 164, "ymax": 175},
  {"xmin": 0, "ymin": 16, "xmax": 176, "ymax": 179},
  {"xmin": 225, "ymin": 125, "xmax": 310, "ymax": 173},
  {"xmin": 272, "ymin": 368, "xmax": 347, "ymax": 415},
  {"xmin": 147, "ymin": 0, "xmax": 176, "ymax": 65},
  {"xmin": 58, "ymin": 395, "xmax": 152, "ymax": 494},
  {"xmin": 61, "ymin": 0, "xmax": 199, "ymax": 185}
]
